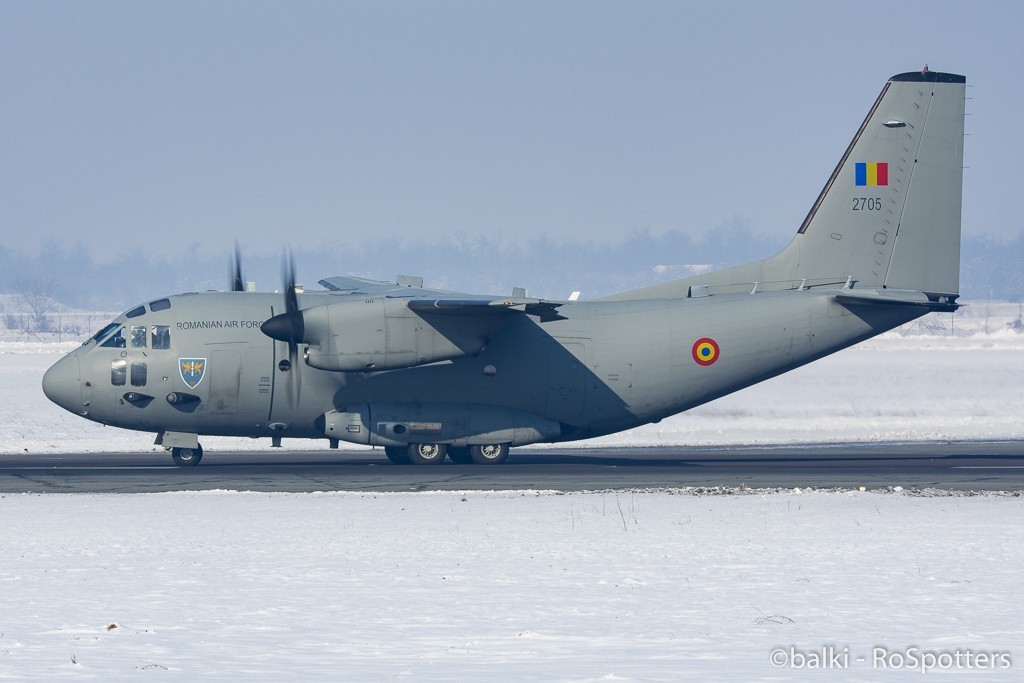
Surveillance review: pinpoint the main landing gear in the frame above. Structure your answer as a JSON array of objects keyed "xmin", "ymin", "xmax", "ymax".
[
  {"xmin": 171, "ymin": 445, "xmax": 203, "ymax": 467},
  {"xmin": 469, "ymin": 443, "xmax": 509, "ymax": 465},
  {"xmin": 167, "ymin": 441, "xmax": 508, "ymax": 467},
  {"xmin": 384, "ymin": 443, "xmax": 509, "ymax": 466}
]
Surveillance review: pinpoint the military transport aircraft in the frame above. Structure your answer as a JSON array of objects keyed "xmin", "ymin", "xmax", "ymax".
[{"xmin": 42, "ymin": 70, "xmax": 966, "ymax": 466}]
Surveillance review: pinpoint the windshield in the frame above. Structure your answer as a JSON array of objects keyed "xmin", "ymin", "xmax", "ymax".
[
  {"xmin": 99, "ymin": 326, "xmax": 127, "ymax": 348},
  {"xmin": 85, "ymin": 322, "xmax": 121, "ymax": 346}
]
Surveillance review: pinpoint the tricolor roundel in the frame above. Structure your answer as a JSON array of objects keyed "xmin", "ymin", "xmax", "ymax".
[{"xmin": 691, "ymin": 338, "xmax": 720, "ymax": 366}]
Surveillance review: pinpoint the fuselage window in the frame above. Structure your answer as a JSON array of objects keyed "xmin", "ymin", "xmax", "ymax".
[
  {"xmin": 152, "ymin": 325, "xmax": 171, "ymax": 349},
  {"xmin": 130, "ymin": 362, "xmax": 147, "ymax": 387},
  {"xmin": 150, "ymin": 298, "xmax": 171, "ymax": 312},
  {"xmin": 126, "ymin": 305, "xmax": 146, "ymax": 318},
  {"xmin": 111, "ymin": 360, "xmax": 127, "ymax": 386},
  {"xmin": 100, "ymin": 327, "xmax": 127, "ymax": 348},
  {"xmin": 130, "ymin": 325, "xmax": 147, "ymax": 348}
]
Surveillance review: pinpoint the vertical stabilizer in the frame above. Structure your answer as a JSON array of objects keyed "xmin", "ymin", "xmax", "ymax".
[
  {"xmin": 602, "ymin": 70, "xmax": 966, "ymax": 302},
  {"xmin": 788, "ymin": 70, "xmax": 966, "ymax": 297}
]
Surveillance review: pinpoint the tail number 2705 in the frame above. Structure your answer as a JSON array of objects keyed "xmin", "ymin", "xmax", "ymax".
[{"xmin": 853, "ymin": 197, "xmax": 882, "ymax": 211}]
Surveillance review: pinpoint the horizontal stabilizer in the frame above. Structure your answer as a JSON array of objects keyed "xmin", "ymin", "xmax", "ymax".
[{"xmin": 835, "ymin": 289, "xmax": 958, "ymax": 312}]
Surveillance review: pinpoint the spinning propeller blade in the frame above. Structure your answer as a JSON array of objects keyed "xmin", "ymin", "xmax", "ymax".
[
  {"xmin": 230, "ymin": 242, "xmax": 245, "ymax": 292},
  {"xmin": 261, "ymin": 251, "xmax": 304, "ymax": 406}
]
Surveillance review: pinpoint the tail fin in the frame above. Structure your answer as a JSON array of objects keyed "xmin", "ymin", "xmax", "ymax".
[
  {"xmin": 790, "ymin": 70, "xmax": 966, "ymax": 297},
  {"xmin": 604, "ymin": 70, "xmax": 966, "ymax": 301}
]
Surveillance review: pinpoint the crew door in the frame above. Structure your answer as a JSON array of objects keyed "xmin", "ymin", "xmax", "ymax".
[{"xmin": 207, "ymin": 348, "xmax": 241, "ymax": 414}]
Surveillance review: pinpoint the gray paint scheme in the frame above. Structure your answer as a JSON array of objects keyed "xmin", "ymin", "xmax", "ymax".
[{"xmin": 41, "ymin": 71, "xmax": 966, "ymax": 465}]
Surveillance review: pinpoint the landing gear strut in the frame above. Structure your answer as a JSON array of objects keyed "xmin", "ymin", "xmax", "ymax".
[{"xmin": 171, "ymin": 445, "xmax": 203, "ymax": 467}]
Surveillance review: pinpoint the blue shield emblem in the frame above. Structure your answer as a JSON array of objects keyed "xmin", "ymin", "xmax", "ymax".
[{"xmin": 179, "ymin": 358, "xmax": 207, "ymax": 389}]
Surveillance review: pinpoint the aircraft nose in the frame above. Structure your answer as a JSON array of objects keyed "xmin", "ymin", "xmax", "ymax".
[{"xmin": 42, "ymin": 354, "xmax": 82, "ymax": 414}]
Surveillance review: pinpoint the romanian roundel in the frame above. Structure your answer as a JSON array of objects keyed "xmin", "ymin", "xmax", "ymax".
[{"xmin": 691, "ymin": 338, "xmax": 720, "ymax": 366}]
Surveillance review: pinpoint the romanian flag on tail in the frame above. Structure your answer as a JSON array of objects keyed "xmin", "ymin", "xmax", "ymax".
[{"xmin": 855, "ymin": 162, "xmax": 888, "ymax": 186}]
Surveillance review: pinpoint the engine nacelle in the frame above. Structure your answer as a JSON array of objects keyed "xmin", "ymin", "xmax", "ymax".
[
  {"xmin": 322, "ymin": 402, "xmax": 564, "ymax": 447},
  {"xmin": 300, "ymin": 299, "xmax": 492, "ymax": 372}
]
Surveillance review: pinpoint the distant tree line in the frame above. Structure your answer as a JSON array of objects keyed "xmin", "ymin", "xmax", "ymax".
[{"xmin": 2, "ymin": 226, "xmax": 1022, "ymax": 312}]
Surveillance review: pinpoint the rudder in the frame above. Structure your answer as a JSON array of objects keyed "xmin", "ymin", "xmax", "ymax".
[{"xmin": 880, "ymin": 72, "xmax": 965, "ymax": 297}]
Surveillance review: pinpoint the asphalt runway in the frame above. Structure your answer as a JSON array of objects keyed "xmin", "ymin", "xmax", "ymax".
[{"xmin": 1, "ymin": 441, "xmax": 1023, "ymax": 493}]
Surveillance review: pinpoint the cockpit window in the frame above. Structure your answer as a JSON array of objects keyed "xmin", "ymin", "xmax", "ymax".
[
  {"xmin": 151, "ymin": 325, "xmax": 171, "ymax": 349},
  {"xmin": 88, "ymin": 322, "xmax": 120, "ymax": 346},
  {"xmin": 126, "ymin": 305, "xmax": 146, "ymax": 319},
  {"xmin": 130, "ymin": 325, "xmax": 147, "ymax": 348},
  {"xmin": 150, "ymin": 298, "xmax": 171, "ymax": 312},
  {"xmin": 99, "ymin": 326, "xmax": 127, "ymax": 348}
]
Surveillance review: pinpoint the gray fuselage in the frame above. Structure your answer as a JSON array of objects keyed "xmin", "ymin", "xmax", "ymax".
[{"xmin": 44, "ymin": 287, "xmax": 924, "ymax": 446}]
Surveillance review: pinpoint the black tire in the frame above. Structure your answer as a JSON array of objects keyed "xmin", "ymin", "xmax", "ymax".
[
  {"xmin": 470, "ymin": 443, "xmax": 509, "ymax": 465},
  {"xmin": 384, "ymin": 446, "xmax": 411, "ymax": 465},
  {"xmin": 408, "ymin": 443, "xmax": 447, "ymax": 465},
  {"xmin": 447, "ymin": 447, "xmax": 473, "ymax": 464},
  {"xmin": 171, "ymin": 445, "xmax": 203, "ymax": 467}
]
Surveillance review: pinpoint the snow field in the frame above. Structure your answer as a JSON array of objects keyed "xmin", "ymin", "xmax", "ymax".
[{"xmin": 1, "ymin": 490, "xmax": 1022, "ymax": 680}]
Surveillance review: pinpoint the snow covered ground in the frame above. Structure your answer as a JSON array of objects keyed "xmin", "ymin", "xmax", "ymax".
[
  {"xmin": 1, "ymin": 490, "xmax": 1022, "ymax": 680},
  {"xmin": 1, "ymin": 305, "xmax": 1022, "ymax": 680}
]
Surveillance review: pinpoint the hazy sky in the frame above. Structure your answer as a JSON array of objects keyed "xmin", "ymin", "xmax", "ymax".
[{"xmin": 2, "ymin": 1, "xmax": 1020, "ymax": 262}]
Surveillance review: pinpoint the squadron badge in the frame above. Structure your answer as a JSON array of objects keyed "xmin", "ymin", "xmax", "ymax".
[{"xmin": 179, "ymin": 358, "xmax": 207, "ymax": 389}]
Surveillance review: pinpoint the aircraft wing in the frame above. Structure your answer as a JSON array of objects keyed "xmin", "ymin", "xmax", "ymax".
[
  {"xmin": 319, "ymin": 275, "xmax": 489, "ymax": 300},
  {"xmin": 318, "ymin": 275, "xmax": 416, "ymax": 295},
  {"xmin": 408, "ymin": 298, "xmax": 566, "ymax": 321},
  {"xmin": 319, "ymin": 276, "xmax": 566, "ymax": 320}
]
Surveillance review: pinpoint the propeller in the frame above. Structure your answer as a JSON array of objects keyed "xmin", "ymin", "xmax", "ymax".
[
  {"xmin": 230, "ymin": 241, "xmax": 245, "ymax": 292},
  {"xmin": 261, "ymin": 251, "xmax": 304, "ymax": 406}
]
